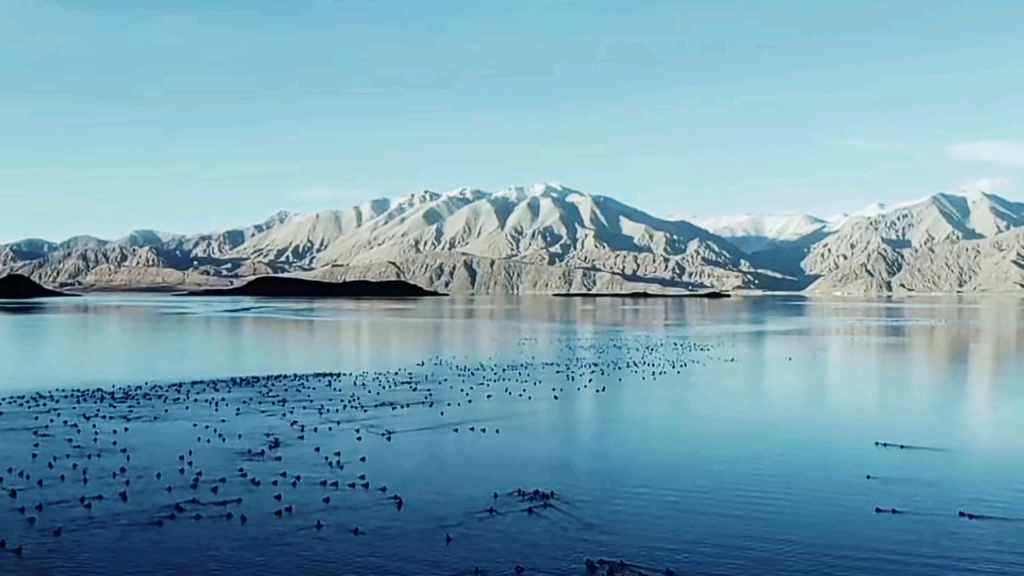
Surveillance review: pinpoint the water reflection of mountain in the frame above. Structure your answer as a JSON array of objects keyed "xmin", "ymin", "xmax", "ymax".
[
  {"xmin": 3, "ymin": 294, "xmax": 1024, "ymax": 449},
  {"xmin": 800, "ymin": 296, "xmax": 1024, "ymax": 444},
  {"xmin": 0, "ymin": 302, "xmax": 46, "ymax": 315}
]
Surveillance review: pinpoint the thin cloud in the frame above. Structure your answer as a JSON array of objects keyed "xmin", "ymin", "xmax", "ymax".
[
  {"xmin": 289, "ymin": 188, "xmax": 382, "ymax": 208},
  {"xmin": 699, "ymin": 40, "xmax": 727, "ymax": 55},
  {"xmin": 957, "ymin": 176, "xmax": 1012, "ymax": 194},
  {"xmin": 836, "ymin": 139, "xmax": 918, "ymax": 155},
  {"xmin": 292, "ymin": 188, "xmax": 343, "ymax": 202},
  {"xmin": 948, "ymin": 140, "xmax": 1024, "ymax": 167},
  {"xmin": 599, "ymin": 41, "xmax": 664, "ymax": 68}
]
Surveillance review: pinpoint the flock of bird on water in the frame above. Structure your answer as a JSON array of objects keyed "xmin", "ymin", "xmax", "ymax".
[
  {"xmin": 0, "ymin": 327, "xmax": 984, "ymax": 576},
  {"xmin": 0, "ymin": 335, "xmax": 714, "ymax": 576}
]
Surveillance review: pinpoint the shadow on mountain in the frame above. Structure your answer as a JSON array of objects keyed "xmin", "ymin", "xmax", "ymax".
[
  {"xmin": 740, "ymin": 235, "xmax": 826, "ymax": 291},
  {"xmin": 178, "ymin": 276, "xmax": 445, "ymax": 298}
]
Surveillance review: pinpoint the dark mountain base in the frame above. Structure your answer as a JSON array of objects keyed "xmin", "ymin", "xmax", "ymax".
[
  {"xmin": 0, "ymin": 274, "xmax": 76, "ymax": 299},
  {"xmin": 552, "ymin": 290, "xmax": 730, "ymax": 299},
  {"xmin": 179, "ymin": 276, "xmax": 445, "ymax": 298}
]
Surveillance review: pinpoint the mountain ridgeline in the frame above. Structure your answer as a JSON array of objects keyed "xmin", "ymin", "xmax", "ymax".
[
  {"xmin": 3, "ymin": 184, "xmax": 1024, "ymax": 294},
  {"xmin": 697, "ymin": 190, "xmax": 1024, "ymax": 293}
]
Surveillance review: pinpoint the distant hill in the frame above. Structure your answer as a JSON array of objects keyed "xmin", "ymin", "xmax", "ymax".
[
  {"xmin": 0, "ymin": 274, "xmax": 75, "ymax": 299},
  {"xmin": 180, "ymin": 277, "xmax": 444, "ymax": 298}
]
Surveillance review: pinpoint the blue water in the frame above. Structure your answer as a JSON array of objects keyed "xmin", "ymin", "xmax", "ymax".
[{"xmin": 1, "ymin": 294, "xmax": 1024, "ymax": 575}]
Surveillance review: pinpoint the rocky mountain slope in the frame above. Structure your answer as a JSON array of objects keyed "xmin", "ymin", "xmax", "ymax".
[
  {"xmin": 0, "ymin": 184, "xmax": 796, "ymax": 294},
  {"xmin": 690, "ymin": 213, "xmax": 834, "ymax": 279},
  {"xmin": 690, "ymin": 214, "xmax": 830, "ymax": 254},
  {"xmin": 801, "ymin": 191, "xmax": 1024, "ymax": 293}
]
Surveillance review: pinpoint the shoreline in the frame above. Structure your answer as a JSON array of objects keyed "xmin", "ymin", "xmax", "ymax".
[{"xmin": 38, "ymin": 286, "xmax": 1024, "ymax": 298}]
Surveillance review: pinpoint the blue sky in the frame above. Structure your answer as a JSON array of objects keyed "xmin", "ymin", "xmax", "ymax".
[{"xmin": 1, "ymin": 0, "xmax": 1023, "ymax": 242}]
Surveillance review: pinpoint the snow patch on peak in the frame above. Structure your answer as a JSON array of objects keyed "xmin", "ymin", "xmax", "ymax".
[
  {"xmin": 524, "ymin": 182, "xmax": 572, "ymax": 196},
  {"xmin": 441, "ymin": 187, "xmax": 490, "ymax": 202},
  {"xmin": 836, "ymin": 191, "xmax": 1024, "ymax": 238},
  {"xmin": 116, "ymin": 230, "xmax": 186, "ymax": 248},
  {"xmin": 851, "ymin": 202, "xmax": 890, "ymax": 218},
  {"xmin": 964, "ymin": 188, "xmax": 988, "ymax": 202},
  {"xmin": 266, "ymin": 210, "xmax": 292, "ymax": 223},
  {"xmin": 690, "ymin": 213, "xmax": 827, "ymax": 254},
  {"xmin": 492, "ymin": 182, "xmax": 578, "ymax": 202},
  {"xmin": 693, "ymin": 214, "xmax": 825, "ymax": 241},
  {"xmin": 393, "ymin": 190, "xmax": 439, "ymax": 207}
]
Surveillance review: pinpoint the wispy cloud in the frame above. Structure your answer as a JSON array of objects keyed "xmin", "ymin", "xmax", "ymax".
[
  {"xmin": 292, "ymin": 188, "xmax": 344, "ymax": 202},
  {"xmin": 957, "ymin": 176, "xmax": 1013, "ymax": 194},
  {"xmin": 947, "ymin": 140, "xmax": 1024, "ymax": 167},
  {"xmin": 289, "ymin": 188, "xmax": 382, "ymax": 208},
  {"xmin": 835, "ymin": 139, "xmax": 919, "ymax": 155},
  {"xmin": 699, "ymin": 40, "xmax": 727, "ymax": 55},
  {"xmin": 599, "ymin": 40, "xmax": 664, "ymax": 68},
  {"xmin": 0, "ymin": 1, "xmax": 86, "ymax": 59}
]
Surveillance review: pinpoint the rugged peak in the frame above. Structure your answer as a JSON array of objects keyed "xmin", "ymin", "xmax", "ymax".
[
  {"xmin": 264, "ymin": 210, "xmax": 292, "ymax": 225},
  {"xmin": 493, "ymin": 183, "xmax": 579, "ymax": 202}
]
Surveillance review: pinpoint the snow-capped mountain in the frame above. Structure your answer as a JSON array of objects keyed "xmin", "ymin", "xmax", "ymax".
[
  {"xmin": 0, "ymin": 184, "xmax": 796, "ymax": 293},
  {"xmin": 690, "ymin": 214, "xmax": 829, "ymax": 254},
  {"xmin": 803, "ymin": 191, "xmax": 1024, "ymax": 292},
  {"xmin": 678, "ymin": 189, "xmax": 1024, "ymax": 292},
  {"xmin": 6, "ymin": 185, "xmax": 1024, "ymax": 294}
]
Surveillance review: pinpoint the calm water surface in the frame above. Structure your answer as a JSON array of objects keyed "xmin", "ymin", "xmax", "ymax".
[{"xmin": 1, "ymin": 294, "xmax": 1024, "ymax": 575}]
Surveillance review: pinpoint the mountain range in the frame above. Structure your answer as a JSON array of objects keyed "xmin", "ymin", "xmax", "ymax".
[{"xmin": 4, "ymin": 183, "xmax": 1024, "ymax": 294}]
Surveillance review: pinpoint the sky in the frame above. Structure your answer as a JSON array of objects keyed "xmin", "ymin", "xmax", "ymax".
[{"xmin": 1, "ymin": 0, "xmax": 1023, "ymax": 242}]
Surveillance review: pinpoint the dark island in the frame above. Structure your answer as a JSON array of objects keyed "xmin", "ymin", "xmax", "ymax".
[
  {"xmin": 552, "ymin": 290, "xmax": 730, "ymax": 299},
  {"xmin": 0, "ymin": 274, "xmax": 76, "ymax": 299},
  {"xmin": 179, "ymin": 276, "xmax": 445, "ymax": 298}
]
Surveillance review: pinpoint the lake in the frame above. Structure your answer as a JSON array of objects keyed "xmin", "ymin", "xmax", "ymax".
[{"xmin": 1, "ymin": 294, "xmax": 1024, "ymax": 575}]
